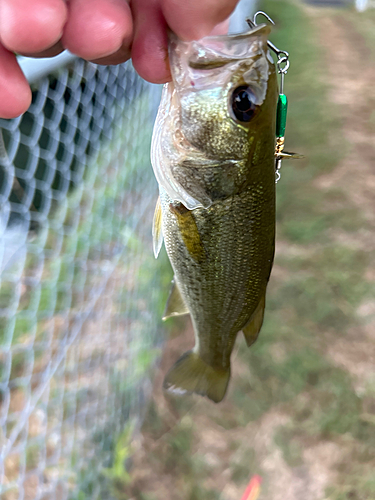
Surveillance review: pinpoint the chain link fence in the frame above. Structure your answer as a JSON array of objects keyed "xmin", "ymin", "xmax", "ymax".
[{"xmin": 0, "ymin": 56, "xmax": 167, "ymax": 500}]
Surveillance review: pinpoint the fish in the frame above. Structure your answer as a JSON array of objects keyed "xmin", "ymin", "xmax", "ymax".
[{"xmin": 151, "ymin": 24, "xmax": 278, "ymax": 403}]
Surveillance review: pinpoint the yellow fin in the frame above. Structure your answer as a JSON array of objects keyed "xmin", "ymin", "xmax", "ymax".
[
  {"xmin": 242, "ymin": 294, "xmax": 266, "ymax": 347},
  {"xmin": 163, "ymin": 350, "xmax": 230, "ymax": 403},
  {"xmin": 162, "ymin": 280, "xmax": 190, "ymax": 320},
  {"xmin": 152, "ymin": 196, "xmax": 163, "ymax": 258},
  {"xmin": 170, "ymin": 203, "xmax": 206, "ymax": 263}
]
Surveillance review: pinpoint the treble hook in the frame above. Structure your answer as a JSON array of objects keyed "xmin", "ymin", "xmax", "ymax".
[
  {"xmin": 246, "ymin": 11, "xmax": 289, "ymax": 69},
  {"xmin": 246, "ymin": 10, "xmax": 289, "ymax": 93},
  {"xmin": 247, "ymin": 10, "xmax": 303, "ymax": 183}
]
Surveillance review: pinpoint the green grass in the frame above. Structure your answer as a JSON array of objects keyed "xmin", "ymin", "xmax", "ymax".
[
  {"xmin": 344, "ymin": 6, "xmax": 375, "ymax": 58},
  {"xmin": 274, "ymin": 425, "xmax": 304, "ymax": 467}
]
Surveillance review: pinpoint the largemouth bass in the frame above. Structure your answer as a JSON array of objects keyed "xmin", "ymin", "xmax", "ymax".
[{"xmin": 151, "ymin": 24, "xmax": 278, "ymax": 403}]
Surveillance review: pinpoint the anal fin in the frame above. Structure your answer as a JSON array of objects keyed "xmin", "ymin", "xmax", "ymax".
[
  {"xmin": 162, "ymin": 279, "xmax": 190, "ymax": 320},
  {"xmin": 242, "ymin": 294, "xmax": 266, "ymax": 347}
]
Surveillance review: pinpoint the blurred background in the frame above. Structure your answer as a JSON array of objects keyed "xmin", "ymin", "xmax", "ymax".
[{"xmin": 0, "ymin": 0, "xmax": 374, "ymax": 499}]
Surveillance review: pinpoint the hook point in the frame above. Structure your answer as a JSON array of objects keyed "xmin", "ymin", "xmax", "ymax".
[{"xmin": 254, "ymin": 11, "xmax": 276, "ymax": 26}]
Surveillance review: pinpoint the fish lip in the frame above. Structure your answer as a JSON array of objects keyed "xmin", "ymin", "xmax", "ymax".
[
  {"xmin": 168, "ymin": 24, "xmax": 272, "ymax": 73},
  {"xmin": 169, "ymin": 23, "xmax": 271, "ymax": 45},
  {"xmin": 168, "ymin": 23, "xmax": 272, "ymax": 94}
]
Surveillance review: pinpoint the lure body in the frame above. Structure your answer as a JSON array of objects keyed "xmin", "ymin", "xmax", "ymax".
[{"xmin": 151, "ymin": 25, "xmax": 278, "ymax": 402}]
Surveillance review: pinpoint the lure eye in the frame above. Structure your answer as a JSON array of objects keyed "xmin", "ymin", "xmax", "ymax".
[{"xmin": 231, "ymin": 86, "xmax": 257, "ymax": 123}]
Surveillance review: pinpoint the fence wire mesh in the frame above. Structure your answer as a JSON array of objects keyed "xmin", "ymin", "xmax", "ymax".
[{"xmin": 0, "ymin": 57, "xmax": 165, "ymax": 500}]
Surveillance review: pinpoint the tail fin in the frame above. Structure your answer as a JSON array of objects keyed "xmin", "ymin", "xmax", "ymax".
[{"xmin": 163, "ymin": 351, "xmax": 230, "ymax": 403}]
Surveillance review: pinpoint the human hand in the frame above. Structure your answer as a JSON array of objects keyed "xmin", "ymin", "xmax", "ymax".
[{"xmin": 0, "ymin": 0, "xmax": 239, "ymax": 119}]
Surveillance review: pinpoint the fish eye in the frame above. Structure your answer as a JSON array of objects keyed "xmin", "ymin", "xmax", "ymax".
[{"xmin": 230, "ymin": 85, "xmax": 257, "ymax": 123}]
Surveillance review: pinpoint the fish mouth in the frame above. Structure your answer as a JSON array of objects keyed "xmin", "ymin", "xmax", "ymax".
[
  {"xmin": 150, "ymin": 24, "xmax": 273, "ymax": 210},
  {"xmin": 188, "ymin": 25, "xmax": 272, "ymax": 70},
  {"xmin": 168, "ymin": 24, "xmax": 272, "ymax": 92}
]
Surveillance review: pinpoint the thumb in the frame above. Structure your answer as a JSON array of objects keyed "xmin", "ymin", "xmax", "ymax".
[{"xmin": 161, "ymin": 0, "xmax": 239, "ymax": 41}]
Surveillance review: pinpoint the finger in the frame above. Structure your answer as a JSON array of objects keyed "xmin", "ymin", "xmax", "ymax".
[
  {"xmin": 62, "ymin": 0, "xmax": 133, "ymax": 62},
  {"xmin": 209, "ymin": 18, "xmax": 230, "ymax": 36},
  {"xmin": 0, "ymin": 0, "xmax": 67, "ymax": 54},
  {"xmin": 161, "ymin": 0, "xmax": 239, "ymax": 41},
  {"xmin": 0, "ymin": 44, "xmax": 31, "ymax": 118},
  {"xmin": 18, "ymin": 40, "xmax": 64, "ymax": 59},
  {"xmin": 89, "ymin": 44, "xmax": 132, "ymax": 65},
  {"xmin": 131, "ymin": 0, "xmax": 171, "ymax": 84}
]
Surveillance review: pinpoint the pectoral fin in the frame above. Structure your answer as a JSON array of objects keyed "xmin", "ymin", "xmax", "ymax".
[
  {"xmin": 170, "ymin": 203, "xmax": 206, "ymax": 263},
  {"xmin": 152, "ymin": 196, "xmax": 163, "ymax": 258},
  {"xmin": 162, "ymin": 279, "xmax": 190, "ymax": 320},
  {"xmin": 242, "ymin": 294, "xmax": 266, "ymax": 347}
]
